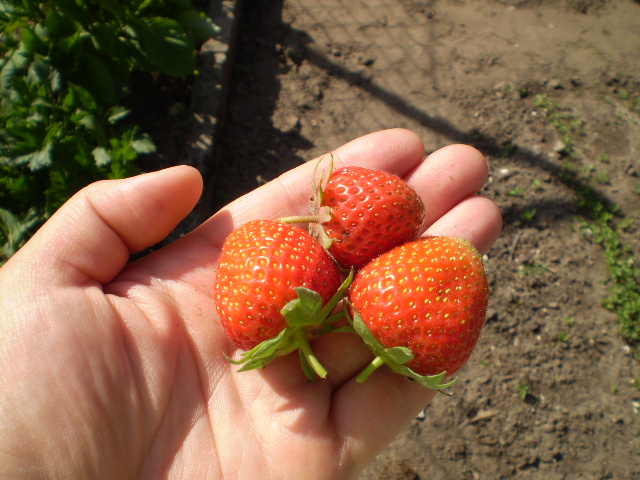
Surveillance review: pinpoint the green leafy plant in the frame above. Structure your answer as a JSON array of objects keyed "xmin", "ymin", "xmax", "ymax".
[
  {"xmin": 507, "ymin": 185, "xmax": 525, "ymax": 197},
  {"xmin": 576, "ymin": 189, "xmax": 640, "ymax": 343},
  {"xmin": 518, "ymin": 384, "xmax": 536, "ymax": 403},
  {"xmin": 534, "ymin": 93, "xmax": 585, "ymax": 153},
  {"xmin": 500, "ymin": 141, "xmax": 516, "ymax": 158},
  {"xmin": 519, "ymin": 262, "xmax": 550, "ymax": 278},
  {"xmin": 521, "ymin": 208, "xmax": 537, "ymax": 223},
  {"xmin": 531, "ymin": 91, "xmax": 640, "ymax": 350},
  {"xmin": 594, "ymin": 170, "xmax": 610, "ymax": 185},
  {"xmin": 0, "ymin": 0, "xmax": 219, "ymax": 261}
]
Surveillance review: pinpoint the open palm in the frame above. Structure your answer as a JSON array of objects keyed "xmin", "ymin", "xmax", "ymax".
[{"xmin": 0, "ymin": 129, "xmax": 501, "ymax": 480}]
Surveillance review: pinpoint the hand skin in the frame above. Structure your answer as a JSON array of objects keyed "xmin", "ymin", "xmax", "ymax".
[{"xmin": 0, "ymin": 129, "xmax": 502, "ymax": 480}]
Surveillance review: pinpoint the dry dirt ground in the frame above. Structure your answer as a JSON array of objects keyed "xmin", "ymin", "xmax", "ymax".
[{"xmin": 198, "ymin": 0, "xmax": 640, "ymax": 478}]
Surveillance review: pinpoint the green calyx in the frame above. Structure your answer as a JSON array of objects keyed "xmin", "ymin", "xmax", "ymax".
[
  {"xmin": 345, "ymin": 302, "xmax": 457, "ymax": 392},
  {"xmin": 226, "ymin": 270, "xmax": 354, "ymax": 380}
]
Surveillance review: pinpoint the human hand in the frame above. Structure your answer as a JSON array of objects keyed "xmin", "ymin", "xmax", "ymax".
[{"xmin": 0, "ymin": 129, "xmax": 501, "ymax": 479}]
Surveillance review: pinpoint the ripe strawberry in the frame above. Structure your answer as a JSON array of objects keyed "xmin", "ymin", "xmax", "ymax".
[
  {"xmin": 281, "ymin": 164, "xmax": 425, "ymax": 270},
  {"xmin": 320, "ymin": 167, "xmax": 425, "ymax": 269},
  {"xmin": 347, "ymin": 236, "xmax": 489, "ymax": 389},
  {"xmin": 214, "ymin": 219, "xmax": 350, "ymax": 378}
]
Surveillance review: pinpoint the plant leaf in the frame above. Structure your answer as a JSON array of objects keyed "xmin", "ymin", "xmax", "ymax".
[
  {"xmin": 107, "ymin": 106, "xmax": 130, "ymax": 124},
  {"xmin": 0, "ymin": 207, "xmax": 39, "ymax": 257},
  {"xmin": 130, "ymin": 17, "xmax": 196, "ymax": 76},
  {"xmin": 14, "ymin": 143, "xmax": 54, "ymax": 171},
  {"xmin": 20, "ymin": 26, "xmax": 43, "ymax": 57},
  {"xmin": 76, "ymin": 55, "xmax": 118, "ymax": 105},
  {"xmin": 177, "ymin": 9, "xmax": 221, "ymax": 40},
  {"xmin": 92, "ymin": 146, "xmax": 111, "ymax": 167},
  {"xmin": 131, "ymin": 136, "xmax": 156, "ymax": 154}
]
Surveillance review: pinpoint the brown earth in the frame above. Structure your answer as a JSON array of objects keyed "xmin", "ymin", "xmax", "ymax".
[{"xmin": 151, "ymin": 0, "xmax": 640, "ymax": 478}]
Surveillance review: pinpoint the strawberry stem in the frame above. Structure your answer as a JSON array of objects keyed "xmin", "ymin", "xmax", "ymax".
[
  {"xmin": 278, "ymin": 215, "xmax": 322, "ymax": 224},
  {"xmin": 356, "ymin": 356, "xmax": 385, "ymax": 383},
  {"xmin": 295, "ymin": 329, "xmax": 327, "ymax": 379}
]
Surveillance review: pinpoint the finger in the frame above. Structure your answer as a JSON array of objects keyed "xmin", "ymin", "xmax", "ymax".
[
  {"xmin": 333, "ymin": 368, "xmax": 437, "ymax": 474},
  {"xmin": 10, "ymin": 166, "xmax": 203, "ymax": 286},
  {"xmin": 424, "ymin": 195, "xmax": 503, "ymax": 255},
  {"xmin": 405, "ymin": 144, "xmax": 489, "ymax": 230}
]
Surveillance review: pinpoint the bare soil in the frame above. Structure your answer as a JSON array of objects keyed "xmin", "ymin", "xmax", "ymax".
[{"xmin": 165, "ymin": 0, "xmax": 640, "ymax": 478}]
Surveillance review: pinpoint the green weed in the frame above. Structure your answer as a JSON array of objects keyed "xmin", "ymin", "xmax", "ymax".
[
  {"xmin": 518, "ymin": 384, "xmax": 536, "ymax": 403},
  {"xmin": 501, "ymin": 141, "xmax": 516, "ymax": 158},
  {"xmin": 576, "ymin": 189, "xmax": 640, "ymax": 343},
  {"xmin": 534, "ymin": 93, "xmax": 585, "ymax": 152},
  {"xmin": 521, "ymin": 208, "xmax": 537, "ymax": 223},
  {"xmin": 594, "ymin": 170, "xmax": 611, "ymax": 185},
  {"xmin": 519, "ymin": 263, "xmax": 550, "ymax": 277},
  {"xmin": 507, "ymin": 185, "xmax": 525, "ymax": 197},
  {"xmin": 532, "ymin": 92, "xmax": 640, "ymax": 347}
]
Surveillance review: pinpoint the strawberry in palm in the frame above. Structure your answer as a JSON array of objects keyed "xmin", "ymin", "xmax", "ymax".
[
  {"xmin": 281, "ymin": 164, "xmax": 425, "ymax": 270},
  {"xmin": 214, "ymin": 219, "xmax": 351, "ymax": 379},
  {"xmin": 347, "ymin": 236, "xmax": 489, "ymax": 390}
]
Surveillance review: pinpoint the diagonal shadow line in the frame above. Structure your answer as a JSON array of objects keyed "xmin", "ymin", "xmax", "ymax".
[
  {"xmin": 300, "ymin": 43, "xmax": 621, "ymax": 218},
  {"xmin": 304, "ymin": 45, "xmax": 463, "ymax": 143}
]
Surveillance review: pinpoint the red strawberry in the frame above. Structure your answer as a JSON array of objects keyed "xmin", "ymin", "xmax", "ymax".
[
  {"xmin": 320, "ymin": 167, "xmax": 425, "ymax": 269},
  {"xmin": 214, "ymin": 219, "xmax": 350, "ymax": 378},
  {"xmin": 281, "ymin": 164, "xmax": 425, "ymax": 270},
  {"xmin": 347, "ymin": 236, "xmax": 489, "ymax": 389}
]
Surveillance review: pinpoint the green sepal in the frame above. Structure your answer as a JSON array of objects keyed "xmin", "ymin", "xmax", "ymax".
[
  {"xmin": 226, "ymin": 328, "xmax": 295, "ymax": 371},
  {"xmin": 299, "ymin": 349, "xmax": 316, "ymax": 381},
  {"xmin": 318, "ymin": 269, "xmax": 353, "ymax": 320},
  {"xmin": 225, "ymin": 271, "xmax": 354, "ymax": 379},
  {"xmin": 345, "ymin": 302, "xmax": 457, "ymax": 392},
  {"xmin": 384, "ymin": 346, "xmax": 415, "ymax": 365},
  {"xmin": 281, "ymin": 287, "xmax": 323, "ymax": 328}
]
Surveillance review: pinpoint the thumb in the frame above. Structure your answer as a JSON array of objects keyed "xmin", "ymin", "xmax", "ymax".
[{"xmin": 9, "ymin": 166, "xmax": 203, "ymax": 286}]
